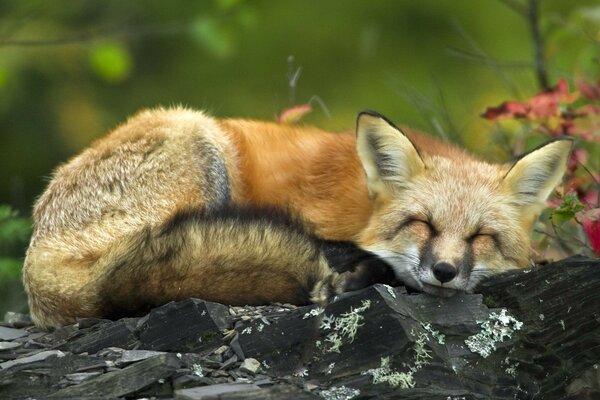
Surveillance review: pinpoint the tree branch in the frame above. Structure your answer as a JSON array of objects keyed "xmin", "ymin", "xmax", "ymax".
[{"xmin": 528, "ymin": 0, "xmax": 550, "ymax": 90}]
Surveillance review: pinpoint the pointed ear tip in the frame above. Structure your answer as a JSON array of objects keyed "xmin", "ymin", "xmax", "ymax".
[
  {"xmin": 357, "ymin": 110, "xmax": 384, "ymax": 123},
  {"xmin": 550, "ymin": 137, "xmax": 574, "ymax": 153}
]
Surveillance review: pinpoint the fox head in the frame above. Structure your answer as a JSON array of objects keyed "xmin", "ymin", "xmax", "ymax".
[{"xmin": 355, "ymin": 111, "xmax": 572, "ymax": 297}]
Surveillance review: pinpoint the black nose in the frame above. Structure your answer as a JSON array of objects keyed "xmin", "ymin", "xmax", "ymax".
[{"xmin": 433, "ymin": 262, "xmax": 457, "ymax": 283}]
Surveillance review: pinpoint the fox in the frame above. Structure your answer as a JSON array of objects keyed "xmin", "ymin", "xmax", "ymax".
[{"xmin": 23, "ymin": 107, "xmax": 571, "ymax": 328}]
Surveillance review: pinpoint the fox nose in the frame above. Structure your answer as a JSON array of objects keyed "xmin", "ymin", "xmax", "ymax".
[{"xmin": 433, "ymin": 262, "xmax": 457, "ymax": 283}]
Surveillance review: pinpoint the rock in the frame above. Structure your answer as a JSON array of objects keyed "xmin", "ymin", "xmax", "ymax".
[
  {"xmin": 220, "ymin": 354, "xmax": 238, "ymax": 370},
  {"xmin": 114, "ymin": 349, "xmax": 166, "ymax": 366},
  {"xmin": 229, "ymin": 333, "xmax": 245, "ymax": 360},
  {"xmin": 49, "ymin": 354, "xmax": 181, "ymax": 398},
  {"xmin": 137, "ymin": 298, "xmax": 230, "ymax": 352},
  {"xmin": 0, "ymin": 327, "xmax": 27, "ymax": 341},
  {"xmin": 0, "ymin": 349, "xmax": 65, "ymax": 370},
  {"xmin": 0, "ymin": 342, "xmax": 21, "ymax": 351},
  {"xmin": 174, "ymin": 383, "xmax": 260, "ymax": 400},
  {"xmin": 476, "ymin": 256, "xmax": 600, "ymax": 399},
  {"xmin": 0, "ymin": 257, "xmax": 596, "ymax": 399},
  {"xmin": 236, "ymin": 305, "xmax": 322, "ymax": 375},
  {"xmin": 0, "ymin": 353, "xmax": 104, "ymax": 398},
  {"xmin": 210, "ymin": 385, "xmax": 317, "ymax": 399},
  {"xmin": 59, "ymin": 320, "xmax": 135, "ymax": 354},
  {"xmin": 173, "ymin": 373, "xmax": 214, "ymax": 389},
  {"xmin": 62, "ymin": 371, "xmax": 103, "ymax": 384},
  {"xmin": 239, "ymin": 358, "xmax": 261, "ymax": 375},
  {"xmin": 76, "ymin": 318, "xmax": 111, "ymax": 329}
]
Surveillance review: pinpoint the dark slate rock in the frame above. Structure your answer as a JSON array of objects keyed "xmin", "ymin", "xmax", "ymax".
[
  {"xmin": 0, "ymin": 327, "xmax": 27, "ymax": 341},
  {"xmin": 173, "ymin": 373, "xmax": 215, "ymax": 389},
  {"xmin": 0, "ymin": 353, "xmax": 107, "ymax": 399},
  {"xmin": 0, "ymin": 350, "xmax": 65, "ymax": 370},
  {"xmin": 61, "ymin": 371, "xmax": 103, "ymax": 385},
  {"xmin": 137, "ymin": 299, "xmax": 230, "ymax": 352},
  {"xmin": 214, "ymin": 384, "xmax": 318, "ymax": 399},
  {"xmin": 0, "ymin": 257, "xmax": 595, "ymax": 400},
  {"xmin": 477, "ymin": 256, "xmax": 600, "ymax": 399},
  {"xmin": 58, "ymin": 319, "xmax": 135, "ymax": 354},
  {"xmin": 236, "ymin": 305, "xmax": 321, "ymax": 375},
  {"xmin": 49, "ymin": 354, "xmax": 181, "ymax": 398},
  {"xmin": 114, "ymin": 349, "xmax": 166, "ymax": 366},
  {"xmin": 0, "ymin": 342, "xmax": 21, "ymax": 351},
  {"xmin": 309, "ymin": 285, "xmax": 426, "ymax": 379},
  {"xmin": 175, "ymin": 383, "xmax": 260, "ymax": 399},
  {"xmin": 76, "ymin": 318, "xmax": 111, "ymax": 329},
  {"xmin": 229, "ymin": 333, "xmax": 245, "ymax": 360}
]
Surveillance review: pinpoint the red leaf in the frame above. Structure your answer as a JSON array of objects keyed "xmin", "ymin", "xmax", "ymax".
[
  {"xmin": 482, "ymin": 101, "xmax": 529, "ymax": 120},
  {"xmin": 278, "ymin": 104, "xmax": 312, "ymax": 124},
  {"xmin": 529, "ymin": 79, "xmax": 578, "ymax": 118},
  {"xmin": 482, "ymin": 79, "xmax": 579, "ymax": 121},
  {"xmin": 580, "ymin": 208, "xmax": 600, "ymax": 255},
  {"xmin": 577, "ymin": 79, "xmax": 600, "ymax": 101}
]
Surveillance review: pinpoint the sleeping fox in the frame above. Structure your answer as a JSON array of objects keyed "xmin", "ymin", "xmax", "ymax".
[{"xmin": 23, "ymin": 108, "xmax": 571, "ymax": 328}]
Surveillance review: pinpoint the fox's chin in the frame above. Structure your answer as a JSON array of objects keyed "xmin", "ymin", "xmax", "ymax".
[{"xmin": 417, "ymin": 282, "xmax": 460, "ymax": 298}]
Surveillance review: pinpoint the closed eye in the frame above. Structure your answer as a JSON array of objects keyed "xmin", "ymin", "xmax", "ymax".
[
  {"xmin": 395, "ymin": 216, "xmax": 436, "ymax": 234},
  {"xmin": 467, "ymin": 230, "xmax": 498, "ymax": 243}
]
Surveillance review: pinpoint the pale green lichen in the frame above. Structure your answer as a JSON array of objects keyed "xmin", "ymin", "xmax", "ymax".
[
  {"xmin": 363, "ymin": 357, "xmax": 415, "ymax": 388},
  {"xmin": 465, "ymin": 309, "xmax": 523, "ymax": 358},
  {"xmin": 320, "ymin": 300, "xmax": 371, "ymax": 353},
  {"xmin": 421, "ymin": 322, "xmax": 445, "ymax": 345},
  {"xmin": 326, "ymin": 362, "xmax": 335, "ymax": 374},
  {"xmin": 293, "ymin": 367, "xmax": 308, "ymax": 377},
  {"xmin": 363, "ymin": 329, "xmax": 433, "ymax": 388},
  {"xmin": 503, "ymin": 357, "xmax": 519, "ymax": 377},
  {"xmin": 303, "ymin": 307, "xmax": 324, "ymax": 319},
  {"xmin": 319, "ymin": 386, "xmax": 360, "ymax": 400},
  {"xmin": 559, "ymin": 320, "xmax": 565, "ymax": 330},
  {"xmin": 413, "ymin": 330, "xmax": 433, "ymax": 368},
  {"xmin": 324, "ymin": 332, "xmax": 343, "ymax": 353},
  {"xmin": 505, "ymin": 362, "xmax": 519, "ymax": 377},
  {"xmin": 383, "ymin": 284, "xmax": 397, "ymax": 298},
  {"xmin": 191, "ymin": 364, "xmax": 204, "ymax": 377}
]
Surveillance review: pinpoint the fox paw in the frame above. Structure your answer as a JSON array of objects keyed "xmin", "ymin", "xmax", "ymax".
[{"xmin": 310, "ymin": 272, "xmax": 346, "ymax": 306}]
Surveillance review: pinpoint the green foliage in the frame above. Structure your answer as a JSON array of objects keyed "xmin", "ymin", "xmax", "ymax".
[
  {"xmin": 190, "ymin": 17, "xmax": 234, "ymax": 59},
  {"xmin": 551, "ymin": 192, "xmax": 585, "ymax": 225},
  {"xmin": 0, "ymin": 67, "xmax": 8, "ymax": 89},
  {"xmin": 0, "ymin": 258, "xmax": 23, "ymax": 281},
  {"xmin": 89, "ymin": 41, "xmax": 133, "ymax": 83},
  {"xmin": 0, "ymin": 206, "xmax": 31, "ymax": 253},
  {"xmin": 0, "ymin": 205, "xmax": 30, "ymax": 313},
  {"xmin": 0, "ymin": 205, "xmax": 31, "ymax": 280}
]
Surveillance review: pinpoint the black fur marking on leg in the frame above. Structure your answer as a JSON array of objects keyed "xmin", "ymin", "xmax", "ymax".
[{"xmin": 320, "ymin": 240, "xmax": 397, "ymax": 290}]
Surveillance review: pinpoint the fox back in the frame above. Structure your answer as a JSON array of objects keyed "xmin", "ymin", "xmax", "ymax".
[{"xmin": 23, "ymin": 107, "xmax": 571, "ymax": 327}]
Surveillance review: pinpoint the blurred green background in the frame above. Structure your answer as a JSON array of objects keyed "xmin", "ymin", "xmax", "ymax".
[{"xmin": 0, "ymin": 0, "xmax": 598, "ymax": 315}]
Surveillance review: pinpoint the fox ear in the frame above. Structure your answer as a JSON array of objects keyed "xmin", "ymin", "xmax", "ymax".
[
  {"xmin": 503, "ymin": 139, "xmax": 572, "ymax": 207},
  {"xmin": 356, "ymin": 111, "xmax": 425, "ymax": 197}
]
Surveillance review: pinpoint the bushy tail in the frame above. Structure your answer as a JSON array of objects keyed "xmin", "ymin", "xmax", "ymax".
[{"xmin": 92, "ymin": 206, "xmax": 345, "ymax": 320}]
